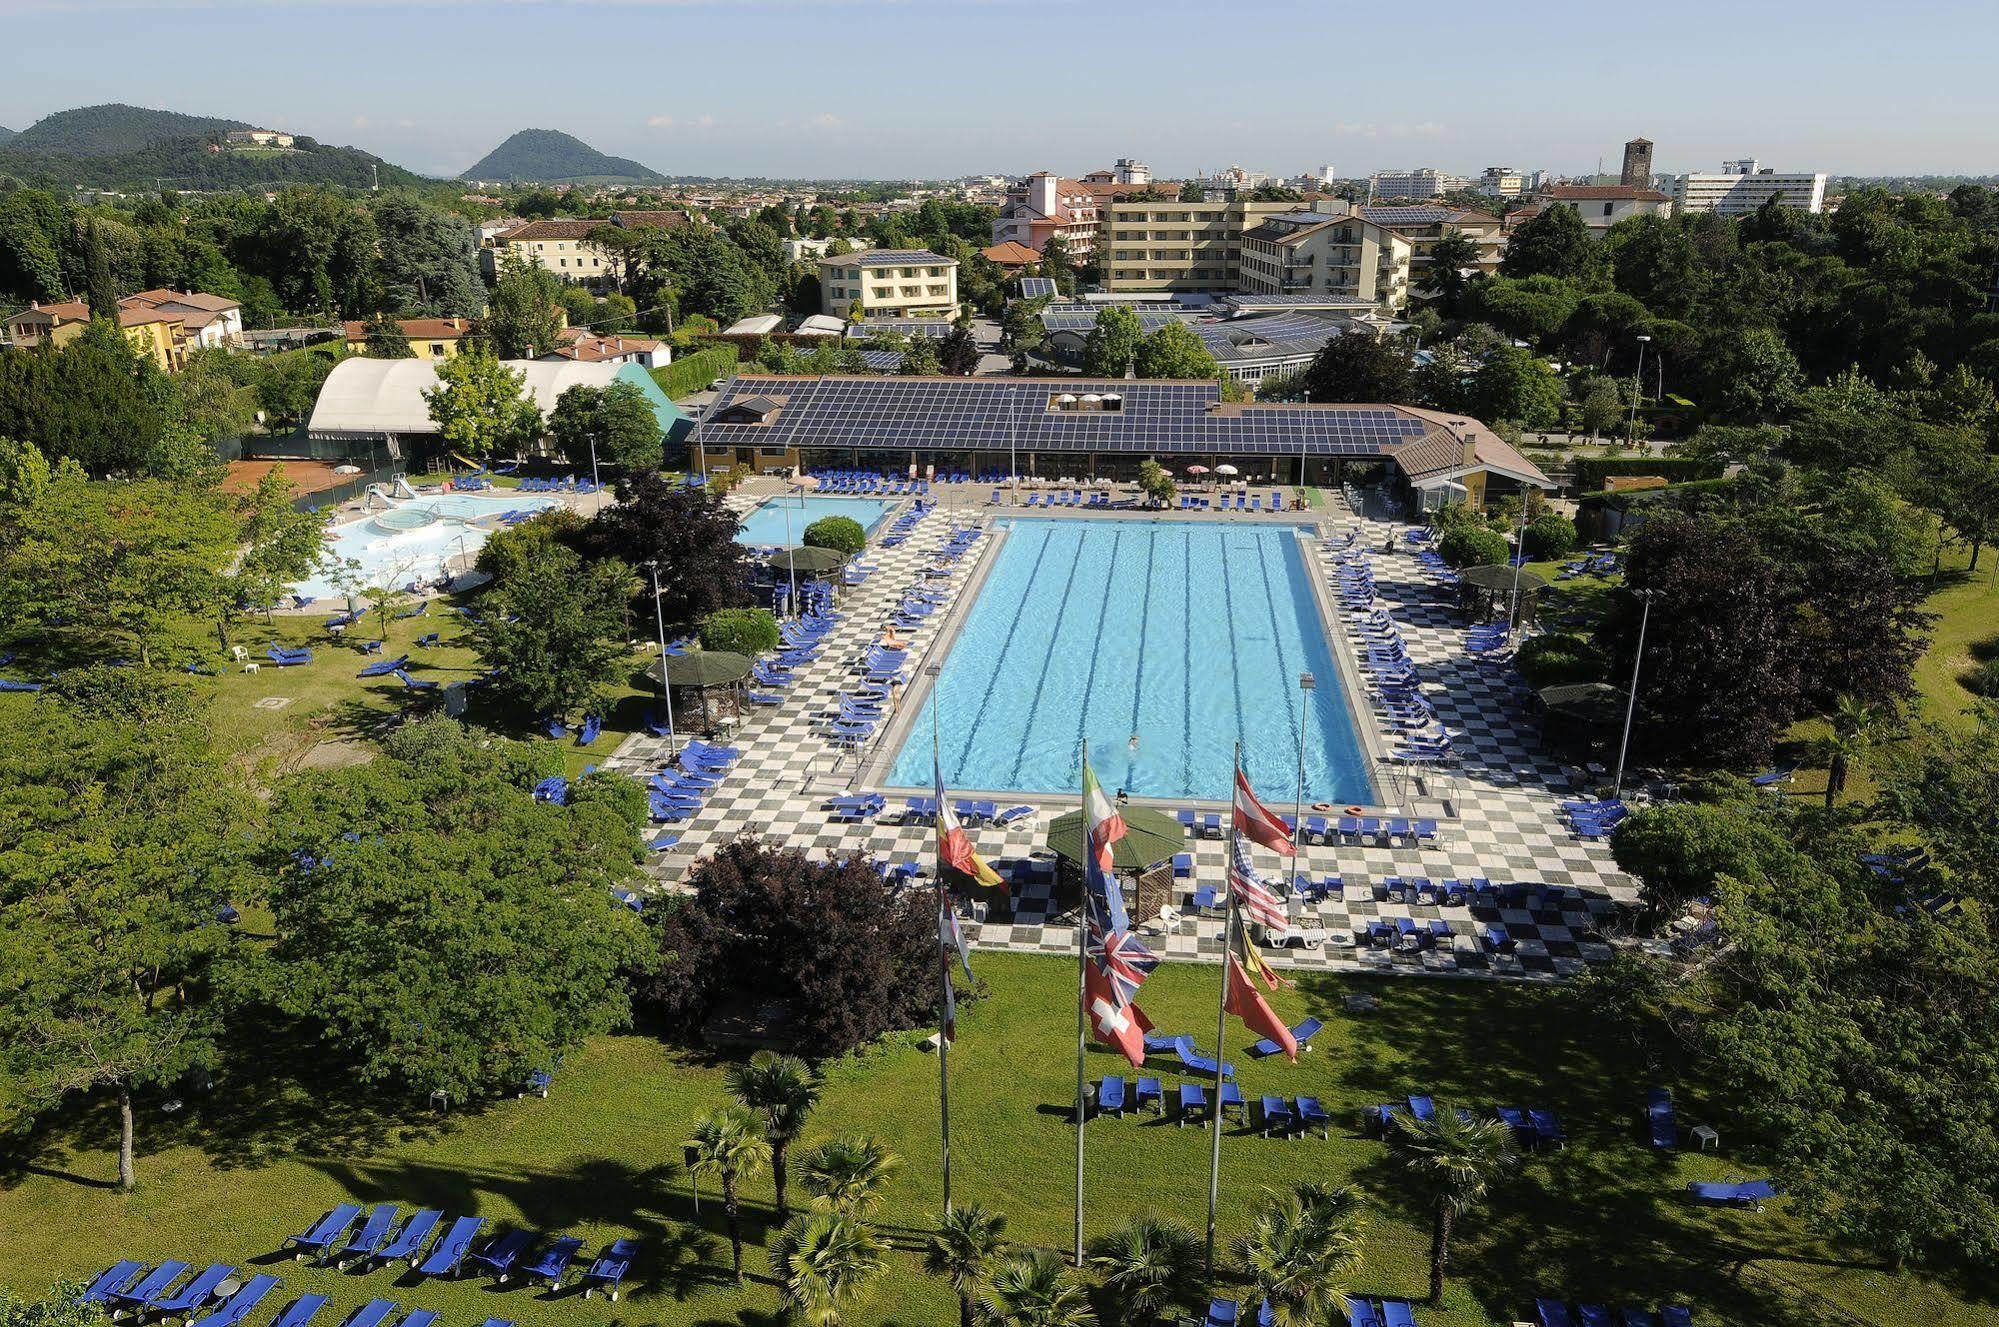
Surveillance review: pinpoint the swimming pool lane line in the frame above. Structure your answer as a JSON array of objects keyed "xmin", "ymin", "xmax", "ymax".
[
  {"xmin": 1002, "ymin": 523, "xmax": 1095, "ymax": 787},
  {"xmin": 1069, "ymin": 525, "xmax": 1126, "ymax": 757},
  {"xmin": 1180, "ymin": 530, "xmax": 1196, "ymax": 796},
  {"xmin": 1214, "ymin": 528, "xmax": 1251, "ymax": 774},
  {"xmin": 1250, "ymin": 531, "xmax": 1304, "ymax": 771},
  {"xmin": 1122, "ymin": 526, "xmax": 1160, "ymax": 792},
  {"xmin": 944, "ymin": 521, "xmax": 1062, "ymax": 783}
]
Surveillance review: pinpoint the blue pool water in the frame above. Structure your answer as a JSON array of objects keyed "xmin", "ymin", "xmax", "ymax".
[
  {"xmin": 736, "ymin": 496, "xmax": 897, "ymax": 546},
  {"xmin": 888, "ymin": 518, "xmax": 1374, "ymax": 804},
  {"xmin": 292, "ymin": 493, "xmax": 558, "ymax": 600}
]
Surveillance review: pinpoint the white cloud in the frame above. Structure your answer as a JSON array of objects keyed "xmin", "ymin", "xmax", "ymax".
[{"xmin": 648, "ymin": 113, "xmax": 716, "ymax": 130}]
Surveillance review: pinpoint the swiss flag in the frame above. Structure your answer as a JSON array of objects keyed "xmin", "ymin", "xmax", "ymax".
[
  {"xmin": 1224, "ymin": 955, "xmax": 1297, "ymax": 1062},
  {"xmin": 1232, "ymin": 767, "xmax": 1296, "ymax": 857},
  {"xmin": 1085, "ymin": 960, "xmax": 1149, "ymax": 1067}
]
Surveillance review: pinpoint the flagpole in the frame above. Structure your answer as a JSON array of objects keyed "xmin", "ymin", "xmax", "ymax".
[
  {"xmin": 931, "ymin": 682, "xmax": 952, "ymax": 1215},
  {"xmin": 1074, "ymin": 738, "xmax": 1089, "ymax": 1269},
  {"xmin": 1205, "ymin": 744, "xmax": 1240, "ymax": 1278}
]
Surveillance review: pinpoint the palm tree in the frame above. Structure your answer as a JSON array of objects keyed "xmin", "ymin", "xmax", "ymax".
[
  {"xmin": 800, "ymin": 1135, "xmax": 899, "ymax": 1217},
  {"xmin": 1814, "ymin": 693, "xmax": 1879, "ymax": 809},
  {"xmin": 728, "ymin": 1050, "xmax": 822, "ymax": 1221},
  {"xmin": 924, "ymin": 1204, "xmax": 1008, "ymax": 1327},
  {"xmin": 687, "ymin": 1104, "xmax": 772, "ymax": 1284},
  {"xmin": 1235, "ymin": 1184, "xmax": 1366, "ymax": 1326},
  {"xmin": 1391, "ymin": 1109, "xmax": 1516, "ymax": 1304},
  {"xmin": 1089, "ymin": 1214, "xmax": 1199, "ymax": 1325},
  {"xmin": 980, "ymin": 1249, "xmax": 1097, "ymax": 1327},
  {"xmin": 770, "ymin": 1209, "xmax": 887, "ymax": 1326}
]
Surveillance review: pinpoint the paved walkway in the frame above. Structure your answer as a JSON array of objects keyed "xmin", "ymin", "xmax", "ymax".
[{"xmin": 607, "ymin": 490, "xmax": 1636, "ymax": 982}]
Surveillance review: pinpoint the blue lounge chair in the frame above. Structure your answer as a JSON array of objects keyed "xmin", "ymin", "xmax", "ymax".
[
  {"xmin": 1296, "ymin": 1096, "xmax": 1330, "ymax": 1137},
  {"xmin": 265, "ymin": 1295, "xmax": 330, "ymax": 1327},
  {"xmin": 417, "ymin": 1215, "xmax": 485, "ymax": 1277},
  {"xmin": 1249, "ymin": 1017, "xmax": 1323, "ymax": 1058},
  {"xmin": 398, "ymin": 1313, "xmax": 439, "ymax": 1327},
  {"xmin": 1219, "ymin": 1081, "xmax": 1246, "ymax": 1121},
  {"xmin": 1749, "ymin": 765, "xmax": 1795, "ymax": 787},
  {"xmin": 372, "ymin": 1207, "xmax": 442, "ymax": 1267},
  {"xmin": 1578, "ymin": 1307, "xmax": 1616, "ymax": 1327},
  {"xmin": 1647, "ymin": 1087, "xmax": 1677, "ymax": 1149},
  {"xmin": 1259, "ymin": 1096, "xmax": 1294, "ymax": 1137},
  {"xmin": 357, "ymin": 655, "xmax": 409, "ymax": 677},
  {"xmin": 391, "ymin": 669, "xmax": 436, "ymax": 691},
  {"xmin": 1408, "ymin": 1094, "xmax": 1437, "ymax": 1123},
  {"xmin": 333, "ymin": 1204, "xmax": 401, "ymax": 1268},
  {"xmin": 108, "ymin": 1263, "xmax": 191, "ymax": 1314},
  {"xmin": 1134, "ymin": 1076, "xmax": 1163, "ymax": 1113},
  {"xmin": 148, "ymin": 1264, "xmax": 236, "ymax": 1320},
  {"xmin": 1096, "ymin": 1076, "xmax": 1126, "ymax": 1117},
  {"xmin": 523, "ymin": 1235, "xmax": 584, "ymax": 1289},
  {"xmin": 285, "ymin": 1204, "xmax": 361, "ymax": 1260},
  {"xmin": 77, "ymin": 1264, "xmax": 147, "ymax": 1306},
  {"xmin": 1529, "ymin": 1109, "xmax": 1567, "ymax": 1148},
  {"xmin": 1659, "ymin": 1309, "xmax": 1692, "ymax": 1327},
  {"xmin": 187, "ymin": 1277, "xmax": 278, "ymax": 1327},
  {"xmin": 1687, "ymin": 1179, "xmax": 1778, "ymax": 1208},
  {"xmin": 1497, "ymin": 1106, "xmax": 1533, "ymax": 1144},
  {"xmin": 1536, "ymin": 1300, "xmax": 1577, "ymax": 1327},
  {"xmin": 336, "ymin": 1301, "xmax": 397, "ymax": 1327},
  {"xmin": 577, "ymin": 715, "xmax": 602, "ymax": 746},
  {"xmin": 1621, "ymin": 1312, "xmax": 1661, "ymax": 1327},
  {"xmin": 1345, "ymin": 1298, "xmax": 1386, "ymax": 1327},
  {"xmin": 1382, "ymin": 1301, "xmax": 1418, "ymax": 1327},
  {"xmin": 579, "ymin": 1238, "xmax": 640, "ymax": 1300},
  {"xmin": 1178, "ymin": 1082, "xmax": 1208, "ymax": 1126},
  {"xmin": 1205, "ymin": 1300, "xmax": 1239, "ymax": 1325}
]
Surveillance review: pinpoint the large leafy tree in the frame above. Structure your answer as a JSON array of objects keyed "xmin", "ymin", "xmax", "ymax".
[
  {"xmin": 1467, "ymin": 344, "xmax": 1561, "ymax": 428},
  {"xmin": 482, "ymin": 249, "xmax": 565, "ymax": 359},
  {"xmin": 1699, "ymin": 325, "xmax": 1804, "ymax": 422},
  {"xmin": 546, "ymin": 380, "xmax": 664, "ymax": 473},
  {"xmin": 254, "ymin": 719, "xmax": 650, "ymax": 1098},
  {"xmin": 575, "ymin": 471, "xmax": 754, "ymax": 634},
  {"xmin": 1081, "ymin": 305, "xmax": 1142, "ymax": 378},
  {"xmin": 727, "ymin": 1050, "xmax": 821, "ymax": 1221},
  {"xmin": 0, "ymin": 681, "xmax": 243, "ymax": 1190},
  {"xmin": 1391, "ymin": 1112, "xmax": 1516, "ymax": 1303},
  {"xmin": 359, "ymin": 311, "xmax": 415, "ymax": 358},
  {"xmin": 1303, "ymin": 331, "xmax": 1415, "ymax": 404},
  {"xmin": 0, "ymin": 323, "xmax": 163, "ymax": 473},
  {"xmin": 371, "ymin": 197, "xmax": 484, "ymax": 317},
  {"xmin": 1132, "ymin": 322, "xmax": 1222, "ymax": 380},
  {"xmin": 471, "ymin": 541, "xmax": 635, "ymax": 720},
  {"xmin": 1421, "ymin": 228, "xmax": 1481, "ymax": 313},
  {"xmin": 422, "ymin": 346, "xmax": 542, "ymax": 459},
  {"xmin": 1499, "ymin": 202, "xmax": 1601, "ymax": 282},
  {"xmin": 1471, "ymin": 274, "xmax": 1579, "ymax": 348},
  {"xmin": 633, "ymin": 839, "xmax": 935, "ymax": 1056},
  {"xmin": 222, "ymin": 467, "xmax": 327, "ymax": 639}
]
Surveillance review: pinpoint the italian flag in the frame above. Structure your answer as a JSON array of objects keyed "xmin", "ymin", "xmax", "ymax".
[{"xmin": 1082, "ymin": 759, "xmax": 1127, "ymax": 870}]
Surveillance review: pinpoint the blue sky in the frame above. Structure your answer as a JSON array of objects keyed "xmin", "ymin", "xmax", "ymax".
[{"xmin": 2, "ymin": 0, "xmax": 1995, "ymax": 180}]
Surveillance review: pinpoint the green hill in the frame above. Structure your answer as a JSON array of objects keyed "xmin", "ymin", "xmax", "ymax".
[
  {"xmin": 0, "ymin": 127, "xmax": 15, "ymax": 147},
  {"xmin": 6, "ymin": 103, "xmax": 247, "ymax": 155},
  {"xmin": 461, "ymin": 128, "xmax": 664, "ymax": 185},
  {"xmin": 0, "ymin": 104, "xmax": 426, "ymax": 192}
]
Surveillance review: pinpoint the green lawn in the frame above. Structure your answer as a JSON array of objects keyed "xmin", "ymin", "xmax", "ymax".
[{"xmin": 0, "ymin": 955, "xmax": 1975, "ymax": 1327}]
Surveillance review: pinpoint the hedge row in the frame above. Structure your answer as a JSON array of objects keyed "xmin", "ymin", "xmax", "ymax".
[
  {"xmin": 651, "ymin": 345, "xmax": 740, "ymax": 400},
  {"xmin": 1576, "ymin": 476, "xmax": 1740, "ymax": 512},
  {"xmin": 1569, "ymin": 456, "xmax": 1726, "ymax": 493}
]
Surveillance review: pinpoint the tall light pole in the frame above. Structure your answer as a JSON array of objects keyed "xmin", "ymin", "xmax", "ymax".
[
  {"xmin": 1506, "ymin": 493, "xmax": 1530, "ymax": 626},
  {"xmin": 643, "ymin": 559, "xmax": 676, "ymax": 757},
  {"xmin": 587, "ymin": 429, "xmax": 601, "ymax": 495},
  {"xmin": 781, "ymin": 497, "xmax": 799, "ymax": 618},
  {"xmin": 1293, "ymin": 672, "xmax": 1315, "ymax": 854},
  {"xmin": 1625, "ymin": 334, "xmax": 1651, "ymax": 449},
  {"xmin": 1611, "ymin": 588, "xmax": 1655, "ymax": 801}
]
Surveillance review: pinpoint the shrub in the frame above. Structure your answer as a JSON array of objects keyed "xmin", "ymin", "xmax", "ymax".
[
  {"xmin": 1515, "ymin": 632, "xmax": 1605, "ymax": 690},
  {"xmin": 1438, "ymin": 525, "xmax": 1509, "ymax": 568},
  {"xmin": 700, "ymin": 607, "xmax": 780, "ymax": 657},
  {"xmin": 652, "ymin": 344, "xmax": 739, "ymax": 400},
  {"xmin": 1429, "ymin": 502, "xmax": 1484, "ymax": 534},
  {"xmin": 1967, "ymin": 656, "xmax": 1999, "ymax": 698},
  {"xmin": 1523, "ymin": 512, "xmax": 1580, "ymax": 561},
  {"xmin": 803, "ymin": 515, "xmax": 866, "ymax": 557}
]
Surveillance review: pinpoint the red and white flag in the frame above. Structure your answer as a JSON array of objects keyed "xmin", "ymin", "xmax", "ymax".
[
  {"xmin": 1223, "ymin": 954, "xmax": 1297, "ymax": 1062},
  {"xmin": 1084, "ymin": 959, "xmax": 1149, "ymax": 1067},
  {"xmin": 1232, "ymin": 766, "xmax": 1295, "ymax": 857},
  {"xmin": 936, "ymin": 756, "xmax": 1004, "ymax": 890}
]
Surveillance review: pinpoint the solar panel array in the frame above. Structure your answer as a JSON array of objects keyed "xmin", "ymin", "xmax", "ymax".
[
  {"xmin": 847, "ymin": 249, "xmax": 951, "ymax": 266},
  {"xmin": 1017, "ymin": 277, "xmax": 1058, "ymax": 300},
  {"xmin": 1359, "ymin": 206, "xmax": 1458, "ymax": 226},
  {"xmin": 856, "ymin": 349, "xmax": 905, "ymax": 373},
  {"xmin": 845, "ymin": 320, "xmax": 956, "ymax": 340},
  {"xmin": 1192, "ymin": 314, "xmax": 1345, "ymax": 363},
  {"xmin": 696, "ymin": 375, "xmax": 1433, "ymax": 457},
  {"xmin": 1040, "ymin": 309, "xmax": 1195, "ymax": 334},
  {"xmin": 1221, "ymin": 293, "xmax": 1376, "ymax": 311}
]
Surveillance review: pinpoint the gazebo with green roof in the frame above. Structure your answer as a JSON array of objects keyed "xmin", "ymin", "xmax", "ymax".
[{"xmin": 1044, "ymin": 804, "xmax": 1186, "ymax": 925}]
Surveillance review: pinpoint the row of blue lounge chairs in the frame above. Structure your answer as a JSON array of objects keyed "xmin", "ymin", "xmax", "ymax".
[
  {"xmin": 1340, "ymin": 1296, "xmax": 1423, "ymax": 1327},
  {"xmin": 1555, "ymin": 551, "xmax": 1623, "ymax": 580},
  {"xmin": 1365, "ymin": 1097, "xmax": 1570, "ymax": 1148},
  {"xmin": 648, "ymin": 740, "xmax": 742, "ymax": 824},
  {"xmin": 898, "ymin": 797, "xmax": 1034, "ymax": 828},
  {"xmin": 1169, "ymin": 807, "xmax": 1441, "ymax": 848},
  {"xmin": 808, "ymin": 472, "xmax": 931, "ymax": 495},
  {"xmin": 1350, "ymin": 603, "xmax": 1457, "ymax": 764},
  {"xmin": 1091, "ymin": 1074, "xmax": 1333, "ymax": 1138},
  {"xmin": 1537, "ymin": 1301, "xmax": 1693, "ymax": 1326},
  {"xmin": 282, "ymin": 1204, "xmax": 639, "ymax": 1296},
  {"xmin": 1410, "ymin": 542, "xmax": 1462, "ymax": 590},
  {"xmin": 515, "ymin": 475, "xmax": 601, "ymax": 494},
  {"xmin": 1561, "ymin": 797, "xmax": 1628, "ymax": 839}
]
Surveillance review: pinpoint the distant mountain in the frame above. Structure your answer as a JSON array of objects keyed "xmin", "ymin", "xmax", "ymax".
[
  {"xmin": 0, "ymin": 127, "xmax": 14, "ymax": 147},
  {"xmin": 0, "ymin": 103, "xmax": 425, "ymax": 192},
  {"xmin": 461, "ymin": 129, "xmax": 664, "ymax": 185},
  {"xmin": 7, "ymin": 103, "xmax": 249, "ymax": 155}
]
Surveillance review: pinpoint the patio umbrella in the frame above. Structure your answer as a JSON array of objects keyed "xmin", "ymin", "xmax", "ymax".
[
  {"xmin": 1538, "ymin": 682, "xmax": 1627, "ymax": 727},
  {"xmin": 1214, "ymin": 464, "xmax": 1240, "ymax": 476},
  {"xmin": 1458, "ymin": 564, "xmax": 1551, "ymax": 594},
  {"xmin": 1185, "ymin": 465, "xmax": 1211, "ymax": 475},
  {"xmin": 1045, "ymin": 805, "xmax": 1184, "ymax": 873},
  {"xmin": 647, "ymin": 651, "xmax": 753, "ymax": 689},
  {"xmin": 767, "ymin": 546, "xmax": 846, "ymax": 578}
]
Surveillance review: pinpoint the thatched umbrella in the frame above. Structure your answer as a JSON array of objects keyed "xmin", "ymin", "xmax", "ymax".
[
  {"xmin": 1537, "ymin": 681, "xmax": 1626, "ymax": 727},
  {"xmin": 1046, "ymin": 805, "xmax": 1186, "ymax": 922},
  {"xmin": 1457, "ymin": 562, "xmax": 1550, "ymax": 624},
  {"xmin": 767, "ymin": 546, "xmax": 847, "ymax": 579},
  {"xmin": 646, "ymin": 651, "xmax": 752, "ymax": 732}
]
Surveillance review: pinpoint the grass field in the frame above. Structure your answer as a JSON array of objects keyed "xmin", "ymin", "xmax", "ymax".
[{"xmin": 1, "ymin": 954, "xmax": 1983, "ymax": 1327}]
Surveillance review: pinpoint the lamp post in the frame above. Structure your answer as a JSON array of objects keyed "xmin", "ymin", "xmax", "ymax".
[
  {"xmin": 643, "ymin": 559, "xmax": 676, "ymax": 757},
  {"xmin": 1625, "ymin": 334, "xmax": 1651, "ymax": 449},
  {"xmin": 1293, "ymin": 672, "xmax": 1316, "ymax": 851},
  {"xmin": 781, "ymin": 498, "xmax": 799, "ymax": 619},
  {"xmin": 1610, "ymin": 588, "xmax": 1655, "ymax": 801},
  {"xmin": 1506, "ymin": 491, "xmax": 1531, "ymax": 626},
  {"xmin": 587, "ymin": 429, "xmax": 601, "ymax": 495}
]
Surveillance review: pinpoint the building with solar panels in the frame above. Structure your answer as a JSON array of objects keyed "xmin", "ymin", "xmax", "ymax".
[
  {"xmin": 688, "ymin": 373, "xmax": 1550, "ymax": 505},
  {"xmin": 816, "ymin": 249, "xmax": 959, "ymax": 318},
  {"xmin": 1237, "ymin": 209, "xmax": 1414, "ymax": 309}
]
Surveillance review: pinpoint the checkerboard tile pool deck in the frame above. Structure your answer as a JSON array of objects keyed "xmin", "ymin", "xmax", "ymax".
[{"xmin": 606, "ymin": 486, "xmax": 1634, "ymax": 983}]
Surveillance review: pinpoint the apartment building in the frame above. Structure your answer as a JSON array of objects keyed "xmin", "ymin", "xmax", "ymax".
[
  {"xmin": 1535, "ymin": 184, "xmax": 1673, "ymax": 235},
  {"xmin": 1235, "ymin": 206, "xmax": 1413, "ymax": 310},
  {"xmin": 1370, "ymin": 168, "xmax": 1462, "ymax": 200},
  {"xmin": 1673, "ymin": 167, "xmax": 1827, "ymax": 215},
  {"xmin": 1359, "ymin": 205, "xmax": 1507, "ymax": 289},
  {"xmin": 1096, "ymin": 198, "xmax": 1291, "ymax": 295},
  {"xmin": 120, "ymin": 289, "xmax": 244, "ymax": 349},
  {"xmin": 991, "ymin": 172, "xmax": 1104, "ymax": 257},
  {"xmin": 1478, "ymin": 166, "xmax": 1527, "ymax": 198},
  {"xmin": 486, "ymin": 219, "xmax": 612, "ymax": 288},
  {"xmin": 817, "ymin": 249, "xmax": 959, "ymax": 317}
]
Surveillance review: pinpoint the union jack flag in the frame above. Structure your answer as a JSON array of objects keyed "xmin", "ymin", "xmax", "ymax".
[{"xmin": 1088, "ymin": 924, "xmax": 1158, "ymax": 1007}]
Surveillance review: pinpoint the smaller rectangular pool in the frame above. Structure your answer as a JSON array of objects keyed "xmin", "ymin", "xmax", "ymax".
[{"xmin": 736, "ymin": 496, "xmax": 897, "ymax": 546}]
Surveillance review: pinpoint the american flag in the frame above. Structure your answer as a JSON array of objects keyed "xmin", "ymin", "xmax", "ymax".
[
  {"xmin": 1227, "ymin": 838, "xmax": 1292, "ymax": 936},
  {"xmin": 1088, "ymin": 923, "xmax": 1158, "ymax": 1006}
]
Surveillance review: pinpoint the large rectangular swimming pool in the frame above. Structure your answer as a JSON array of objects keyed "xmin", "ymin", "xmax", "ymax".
[
  {"xmin": 887, "ymin": 518, "xmax": 1374, "ymax": 804},
  {"xmin": 735, "ymin": 496, "xmax": 897, "ymax": 546}
]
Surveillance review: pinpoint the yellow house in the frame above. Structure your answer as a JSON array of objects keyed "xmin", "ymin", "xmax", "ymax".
[
  {"xmin": 116, "ymin": 309, "xmax": 190, "ymax": 372},
  {"xmin": 341, "ymin": 316, "xmax": 481, "ymax": 360},
  {"xmin": 2, "ymin": 299, "xmax": 93, "ymax": 351}
]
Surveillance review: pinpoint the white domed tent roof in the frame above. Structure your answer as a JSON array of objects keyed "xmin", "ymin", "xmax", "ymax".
[{"xmin": 308, "ymin": 357, "xmax": 622, "ymax": 440}]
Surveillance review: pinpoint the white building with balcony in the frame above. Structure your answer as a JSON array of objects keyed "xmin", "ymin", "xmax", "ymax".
[{"xmin": 817, "ymin": 249, "xmax": 960, "ymax": 318}]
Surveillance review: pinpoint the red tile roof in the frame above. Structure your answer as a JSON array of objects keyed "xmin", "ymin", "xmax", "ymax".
[
  {"xmin": 980, "ymin": 240, "xmax": 1042, "ymax": 265},
  {"xmin": 499, "ymin": 219, "xmax": 603, "ymax": 242},
  {"xmin": 340, "ymin": 316, "xmax": 479, "ymax": 342}
]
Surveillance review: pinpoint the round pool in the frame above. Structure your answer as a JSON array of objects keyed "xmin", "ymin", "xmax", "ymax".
[{"xmin": 372, "ymin": 507, "xmax": 442, "ymax": 533}]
